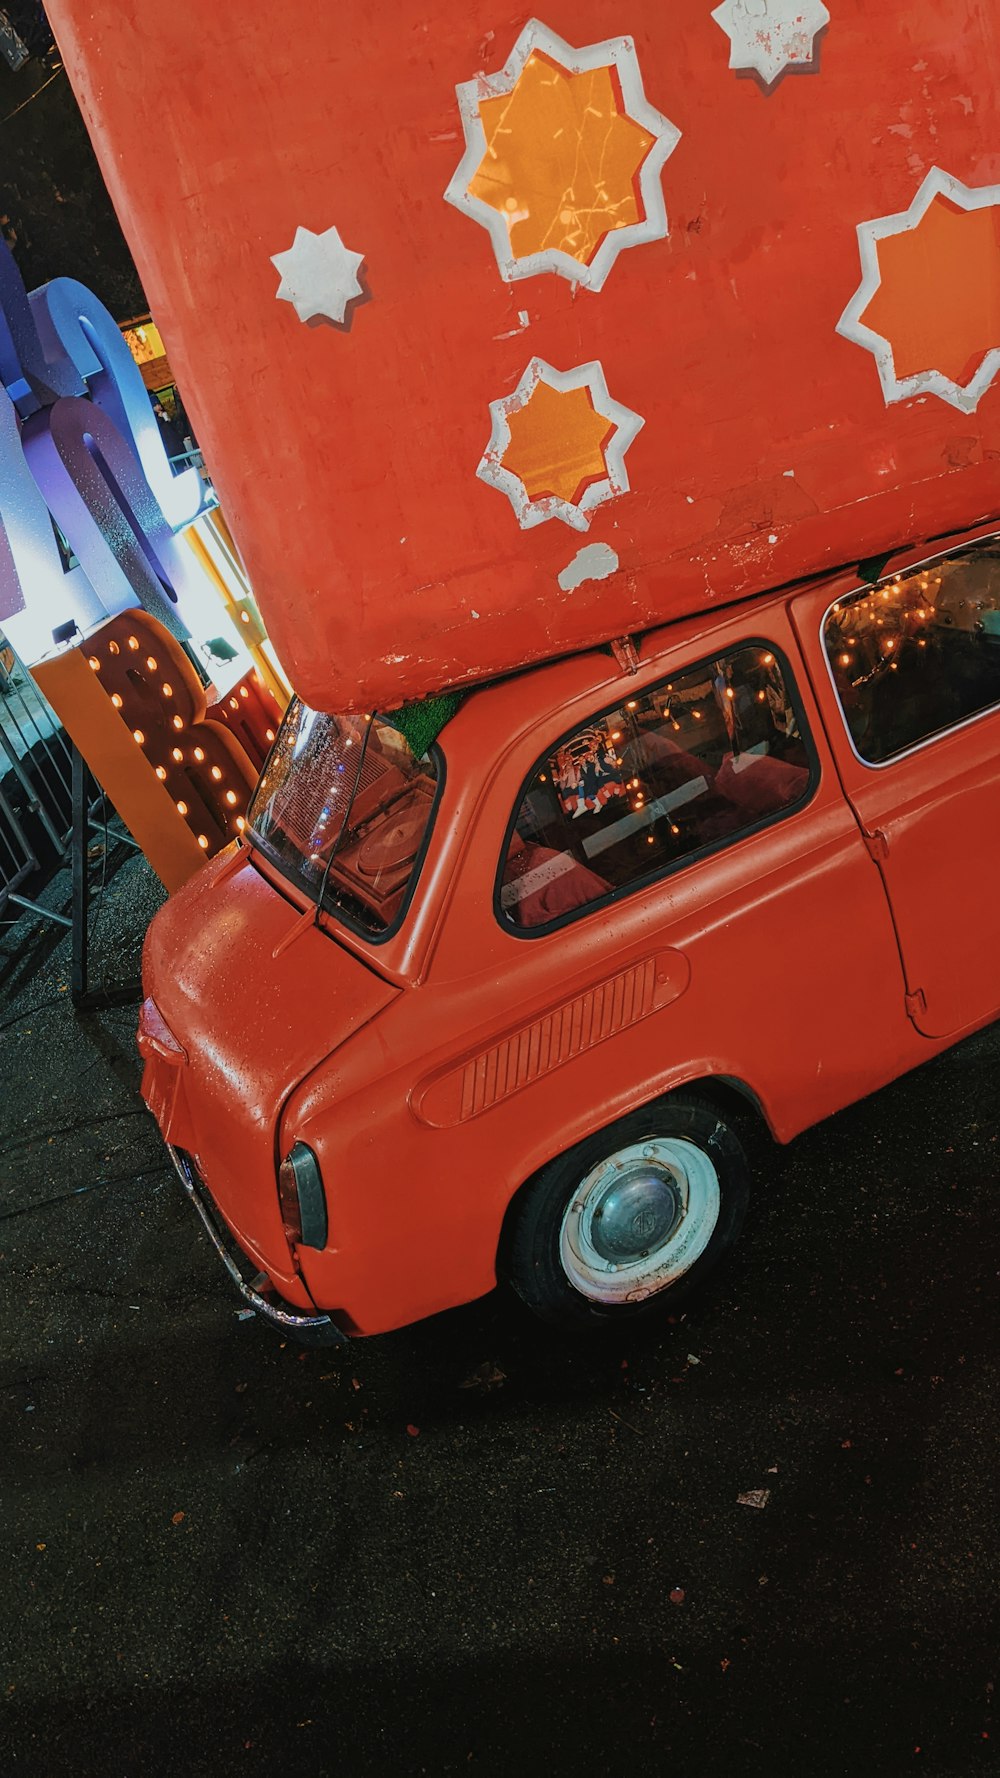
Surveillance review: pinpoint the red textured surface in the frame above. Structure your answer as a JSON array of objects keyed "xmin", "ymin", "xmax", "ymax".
[{"xmin": 47, "ymin": 1, "xmax": 1000, "ymax": 707}]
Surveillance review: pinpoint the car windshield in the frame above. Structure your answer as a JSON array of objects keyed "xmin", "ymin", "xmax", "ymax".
[{"xmin": 246, "ymin": 700, "xmax": 440, "ymax": 936}]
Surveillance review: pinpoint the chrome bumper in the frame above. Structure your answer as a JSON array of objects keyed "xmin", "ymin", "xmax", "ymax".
[{"xmin": 168, "ymin": 1145, "xmax": 347, "ymax": 1341}]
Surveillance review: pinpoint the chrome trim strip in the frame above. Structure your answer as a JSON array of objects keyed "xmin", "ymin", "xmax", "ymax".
[{"xmin": 168, "ymin": 1146, "xmax": 345, "ymax": 1338}]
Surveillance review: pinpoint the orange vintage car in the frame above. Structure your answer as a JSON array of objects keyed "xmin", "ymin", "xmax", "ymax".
[{"xmin": 139, "ymin": 518, "xmax": 1000, "ymax": 1340}]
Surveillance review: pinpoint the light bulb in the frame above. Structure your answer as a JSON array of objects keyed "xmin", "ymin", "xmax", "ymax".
[
  {"xmin": 88, "ymin": 656, "xmax": 100, "ymax": 671},
  {"xmin": 211, "ymin": 766, "xmax": 222, "ymax": 782},
  {"xmin": 197, "ymin": 834, "xmax": 209, "ymax": 850},
  {"xmin": 193, "ymin": 746, "xmax": 205, "ymax": 762},
  {"xmin": 265, "ymin": 729, "xmax": 275, "ymax": 743},
  {"xmin": 237, "ymin": 816, "xmax": 246, "ymax": 832},
  {"xmin": 155, "ymin": 766, "xmax": 167, "ymax": 781},
  {"xmin": 127, "ymin": 635, "xmax": 139, "ymax": 650},
  {"xmin": 133, "ymin": 729, "xmax": 145, "ymax": 745},
  {"xmin": 240, "ymin": 611, "xmax": 250, "ymax": 624},
  {"xmin": 239, "ymin": 686, "xmax": 249, "ymax": 700},
  {"xmin": 225, "ymin": 790, "xmax": 238, "ymax": 806},
  {"xmin": 176, "ymin": 799, "xmax": 188, "ymax": 815},
  {"xmin": 228, "ymin": 697, "xmax": 238, "ymax": 711},
  {"xmin": 162, "ymin": 683, "xmax": 173, "ymax": 698},
  {"xmin": 626, "ymin": 700, "xmax": 638, "ymax": 711},
  {"xmin": 108, "ymin": 640, "xmax": 120, "ymax": 655},
  {"xmin": 111, "ymin": 693, "xmax": 123, "ymax": 709},
  {"xmin": 146, "ymin": 656, "xmax": 157, "ymax": 671},
  {"xmin": 172, "ymin": 714, "xmax": 184, "ymax": 730},
  {"xmin": 172, "ymin": 747, "xmax": 183, "ymax": 763}
]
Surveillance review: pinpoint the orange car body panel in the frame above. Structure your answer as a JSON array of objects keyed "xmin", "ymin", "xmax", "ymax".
[{"xmin": 138, "ymin": 525, "xmax": 1000, "ymax": 1335}]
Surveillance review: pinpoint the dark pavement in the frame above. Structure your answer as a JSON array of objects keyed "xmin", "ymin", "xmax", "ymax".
[{"xmin": 2, "ymin": 843, "xmax": 998, "ymax": 1777}]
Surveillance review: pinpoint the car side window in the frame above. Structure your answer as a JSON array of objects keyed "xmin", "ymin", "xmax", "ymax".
[
  {"xmin": 499, "ymin": 643, "xmax": 813, "ymax": 933},
  {"xmin": 823, "ymin": 541, "xmax": 1000, "ymax": 764}
]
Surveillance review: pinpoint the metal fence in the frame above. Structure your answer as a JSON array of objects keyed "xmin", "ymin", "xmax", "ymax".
[{"xmin": 0, "ymin": 634, "xmax": 74, "ymax": 930}]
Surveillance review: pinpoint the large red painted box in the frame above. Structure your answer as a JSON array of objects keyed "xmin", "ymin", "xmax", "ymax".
[{"xmin": 49, "ymin": 0, "xmax": 1000, "ymax": 711}]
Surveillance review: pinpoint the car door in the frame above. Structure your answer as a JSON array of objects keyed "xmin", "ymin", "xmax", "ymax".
[
  {"xmin": 423, "ymin": 609, "xmax": 915, "ymax": 1163},
  {"xmin": 792, "ymin": 533, "xmax": 1000, "ymax": 1041}
]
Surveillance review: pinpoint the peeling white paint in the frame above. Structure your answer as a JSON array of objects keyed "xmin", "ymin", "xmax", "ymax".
[
  {"xmin": 557, "ymin": 542, "xmax": 620, "ymax": 591},
  {"xmin": 712, "ymin": 0, "xmax": 829, "ymax": 86}
]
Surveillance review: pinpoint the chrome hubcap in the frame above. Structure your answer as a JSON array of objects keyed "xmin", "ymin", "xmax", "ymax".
[
  {"xmin": 589, "ymin": 1168, "xmax": 682, "ymax": 1261},
  {"xmin": 559, "ymin": 1137, "xmax": 721, "ymax": 1305}
]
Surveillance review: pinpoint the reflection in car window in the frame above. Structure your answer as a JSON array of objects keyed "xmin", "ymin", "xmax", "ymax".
[
  {"xmin": 500, "ymin": 644, "xmax": 812, "ymax": 931},
  {"xmin": 823, "ymin": 542, "xmax": 1000, "ymax": 763}
]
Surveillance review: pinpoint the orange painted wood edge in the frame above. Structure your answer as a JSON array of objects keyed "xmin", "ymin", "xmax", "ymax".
[{"xmin": 32, "ymin": 647, "xmax": 207, "ymax": 893}]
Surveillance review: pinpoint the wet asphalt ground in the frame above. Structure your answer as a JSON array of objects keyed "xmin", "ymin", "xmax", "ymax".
[{"xmin": 1, "ymin": 839, "xmax": 998, "ymax": 1778}]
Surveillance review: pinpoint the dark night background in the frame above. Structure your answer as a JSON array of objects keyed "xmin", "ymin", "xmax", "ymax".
[{"xmin": 0, "ymin": 6, "xmax": 146, "ymax": 318}]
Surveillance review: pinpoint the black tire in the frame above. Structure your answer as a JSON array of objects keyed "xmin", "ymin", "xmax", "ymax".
[{"xmin": 500, "ymin": 1093, "xmax": 751, "ymax": 1331}]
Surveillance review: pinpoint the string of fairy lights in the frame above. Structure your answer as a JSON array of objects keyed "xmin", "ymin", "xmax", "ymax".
[
  {"xmin": 825, "ymin": 565, "xmax": 946, "ymax": 691},
  {"xmin": 529, "ymin": 646, "xmax": 791, "ymax": 848}
]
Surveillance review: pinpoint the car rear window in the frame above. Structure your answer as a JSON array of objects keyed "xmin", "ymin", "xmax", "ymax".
[{"xmin": 823, "ymin": 540, "xmax": 1000, "ymax": 762}]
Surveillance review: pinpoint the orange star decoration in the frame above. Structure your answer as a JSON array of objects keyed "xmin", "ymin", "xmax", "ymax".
[
  {"xmin": 837, "ymin": 168, "xmax": 1000, "ymax": 412},
  {"xmin": 477, "ymin": 358, "xmax": 644, "ymax": 531},
  {"xmin": 503, "ymin": 379, "xmax": 615, "ymax": 507},
  {"xmin": 446, "ymin": 21, "xmax": 680, "ymax": 292},
  {"xmin": 469, "ymin": 58, "xmax": 654, "ymax": 270}
]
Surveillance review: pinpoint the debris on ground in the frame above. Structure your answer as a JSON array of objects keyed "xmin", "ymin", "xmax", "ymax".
[
  {"xmin": 736, "ymin": 1489, "xmax": 771, "ymax": 1509},
  {"xmin": 459, "ymin": 1362, "xmax": 506, "ymax": 1391}
]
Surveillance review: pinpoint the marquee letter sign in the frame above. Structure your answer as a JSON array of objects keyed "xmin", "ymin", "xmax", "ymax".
[{"xmin": 0, "ymin": 239, "xmax": 283, "ymax": 888}]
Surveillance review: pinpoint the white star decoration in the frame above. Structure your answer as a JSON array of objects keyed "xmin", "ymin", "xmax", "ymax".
[
  {"xmin": 444, "ymin": 18, "xmax": 681, "ymax": 293},
  {"xmin": 477, "ymin": 358, "xmax": 644, "ymax": 531},
  {"xmin": 271, "ymin": 225, "xmax": 364, "ymax": 324},
  {"xmin": 711, "ymin": 0, "xmax": 829, "ymax": 86},
  {"xmin": 836, "ymin": 166, "xmax": 1000, "ymax": 413}
]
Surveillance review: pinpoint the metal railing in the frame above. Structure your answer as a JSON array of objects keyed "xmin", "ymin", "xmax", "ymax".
[{"xmin": 0, "ymin": 634, "xmax": 73, "ymax": 927}]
